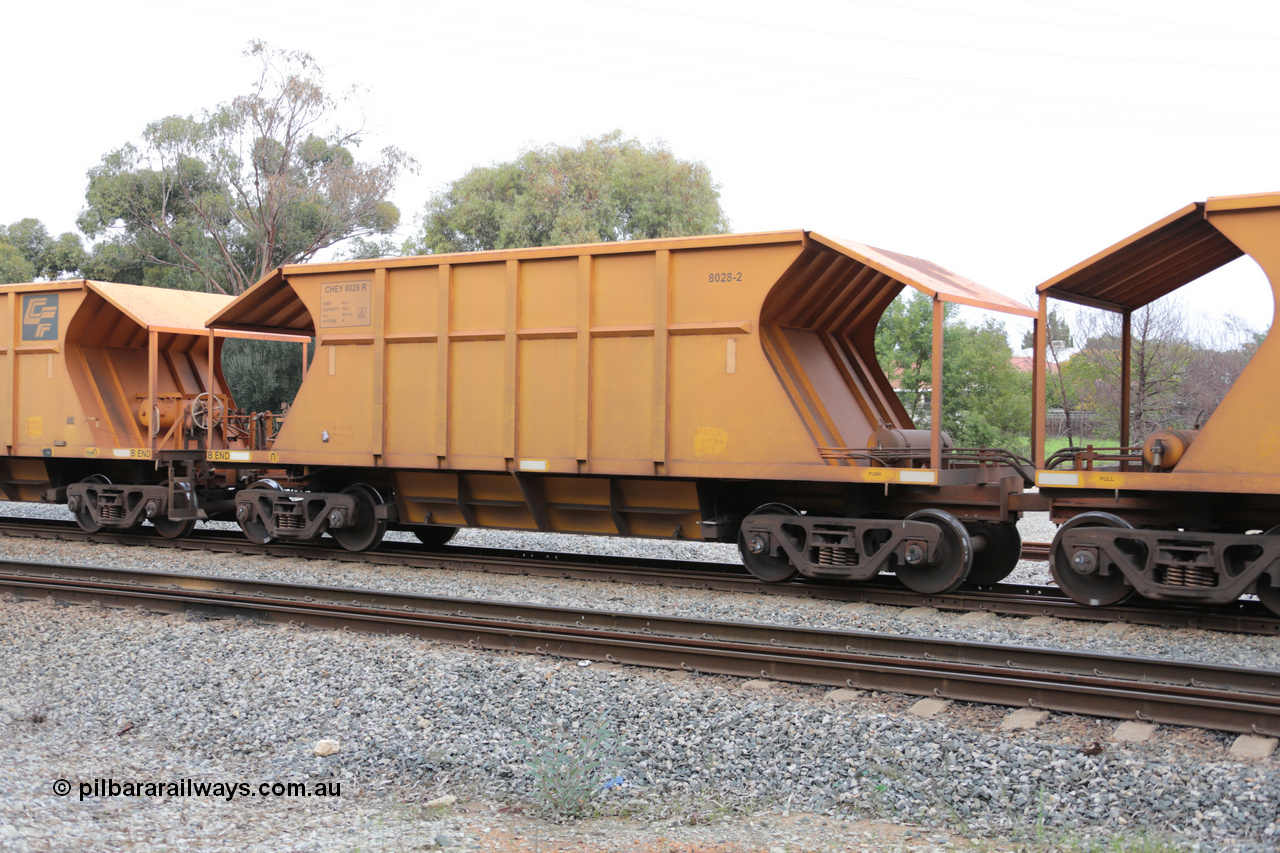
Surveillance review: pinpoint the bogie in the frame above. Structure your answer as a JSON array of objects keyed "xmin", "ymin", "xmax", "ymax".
[{"xmin": 736, "ymin": 506, "xmax": 978, "ymax": 592}]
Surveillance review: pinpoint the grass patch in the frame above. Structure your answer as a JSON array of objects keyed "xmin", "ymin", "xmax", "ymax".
[{"xmin": 516, "ymin": 717, "xmax": 632, "ymax": 821}]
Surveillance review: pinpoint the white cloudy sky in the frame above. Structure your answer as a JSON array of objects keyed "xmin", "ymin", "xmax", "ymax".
[{"xmin": 5, "ymin": 0, "xmax": 1279, "ymax": 340}]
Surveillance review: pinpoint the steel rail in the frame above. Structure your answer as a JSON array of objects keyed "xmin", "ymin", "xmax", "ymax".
[
  {"xmin": 1, "ymin": 517, "xmax": 1276, "ymax": 635},
  {"xmin": 2, "ymin": 559, "xmax": 1279, "ymax": 735}
]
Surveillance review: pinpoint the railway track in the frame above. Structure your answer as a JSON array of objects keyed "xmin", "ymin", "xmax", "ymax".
[
  {"xmin": 3, "ymin": 557, "xmax": 1278, "ymax": 736},
  {"xmin": 0, "ymin": 516, "xmax": 1276, "ymax": 635}
]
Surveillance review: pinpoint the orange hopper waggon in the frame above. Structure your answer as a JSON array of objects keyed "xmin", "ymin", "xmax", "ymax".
[{"xmin": 200, "ymin": 230, "xmax": 1037, "ymax": 593}]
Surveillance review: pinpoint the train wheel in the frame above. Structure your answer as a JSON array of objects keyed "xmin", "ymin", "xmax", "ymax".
[
  {"xmin": 1257, "ymin": 577, "xmax": 1280, "ymax": 617},
  {"xmin": 898, "ymin": 509, "xmax": 973, "ymax": 594},
  {"xmin": 331, "ymin": 484, "xmax": 388, "ymax": 552},
  {"xmin": 237, "ymin": 479, "xmax": 278, "ymax": 545},
  {"xmin": 414, "ymin": 526, "xmax": 457, "ymax": 548},
  {"xmin": 1049, "ymin": 512, "xmax": 1133, "ymax": 606},
  {"xmin": 69, "ymin": 474, "xmax": 110, "ymax": 534},
  {"xmin": 73, "ymin": 508, "xmax": 103, "ymax": 534},
  {"xmin": 150, "ymin": 480, "xmax": 196, "ymax": 539},
  {"xmin": 1256, "ymin": 527, "xmax": 1280, "ymax": 616},
  {"xmin": 738, "ymin": 503, "xmax": 800, "ymax": 582},
  {"xmin": 964, "ymin": 521, "xmax": 1022, "ymax": 585},
  {"xmin": 151, "ymin": 516, "xmax": 197, "ymax": 539}
]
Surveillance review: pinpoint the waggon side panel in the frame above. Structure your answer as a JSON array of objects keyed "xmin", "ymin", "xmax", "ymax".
[
  {"xmin": 268, "ymin": 272, "xmax": 379, "ymax": 465},
  {"xmin": 269, "ymin": 241, "xmax": 820, "ymax": 475},
  {"xmin": 666, "ymin": 244, "xmax": 821, "ymax": 470}
]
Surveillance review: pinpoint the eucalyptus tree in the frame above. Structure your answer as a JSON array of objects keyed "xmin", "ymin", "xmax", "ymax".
[
  {"xmin": 406, "ymin": 131, "xmax": 729, "ymax": 254},
  {"xmin": 0, "ymin": 218, "xmax": 88, "ymax": 281},
  {"xmin": 79, "ymin": 41, "xmax": 414, "ymax": 296},
  {"xmin": 77, "ymin": 41, "xmax": 414, "ymax": 413}
]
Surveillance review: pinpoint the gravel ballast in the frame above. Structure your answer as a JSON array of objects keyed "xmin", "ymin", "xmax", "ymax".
[{"xmin": 1, "ymin": 502, "xmax": 1278, "ymax": 851}]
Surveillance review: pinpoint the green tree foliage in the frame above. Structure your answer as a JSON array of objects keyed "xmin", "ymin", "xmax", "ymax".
[
  {"xmin": 875, "ymin": 291, "xmax": 1030, "ymax": 453},
  {"xmin": 875, "ymin": 290, "xmax": 952, "ymax": 425},
  {"xmin": 0, "ymin": 219, "xmax": 88, "ymax": 280},
  {"xmin": 78, "ymin": 40, "xmax": 414, "ymax": 295},
  {"xmin": 0, "ymin": 244, "xmax": 35, "ymax": 284},
  {"xmin": 945, "ymin": 319, "xmax": 1032, "ymax": 452},
  {"xmin": 219, "ymin": 338, "xmax": 307, "ymax": 415},
  {"xmin": 1, "ymin": 219, "xmax": 50, "ymax": 269},
  {"xmin": 344, "ymin": 236, "xmax": 401, "ymax": 261},
  {"xmin": 76, "ymin": 41, "xmax": 413, "ymax": 413},
  {"xmin": 406, "ymin": 131, "xmax": 729, "ymax": 254}
]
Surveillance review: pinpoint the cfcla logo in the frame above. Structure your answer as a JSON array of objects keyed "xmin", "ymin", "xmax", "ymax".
[{"xmin": 22, "ymin": 295, "xmax": 58, "ymax": 342}]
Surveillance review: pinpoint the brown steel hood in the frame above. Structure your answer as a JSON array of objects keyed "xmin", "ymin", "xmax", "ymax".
[
  {"xmin": 809, "ymin": 234, "xmax": 1036, "ymax": 318},
  {"xmin": 205, "ymin": 268, "xmax": 317, "ymax": 335},
  {"xmin": 1035, "ymin": 201, "xmax": 1246, "ymax": 312}
]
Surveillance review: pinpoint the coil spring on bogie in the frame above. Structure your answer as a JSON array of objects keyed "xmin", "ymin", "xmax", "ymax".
[
  {"xmin": 100, "ymin": 505, "xmax": 126, "ymax": 520},
  {"xmin": 815, "ymin": 546, "xmax": 857, "ymax": 566},
  {"xmin": 277, "ymin": 514, "xmax": 305, "ymax": 530},
  {"xmin": 1162, "ymin": 565, "xmax": 1217, "ymax": 587}
]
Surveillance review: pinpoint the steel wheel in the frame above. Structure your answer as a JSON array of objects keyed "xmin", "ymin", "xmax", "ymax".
[
  {"xmin": 150, "ymin": 480, "xmax": 196, "ymax": 539},
  {"xmin": 331, "ymin": 484, "xmax": 388, "ymax": 552},
  {"xmin": 70, "ymin": 475, "xmax": 110, "ymax": 534},
  {"xmin": 237, "ymin": 479, "xmax": 279, "ymax": 545},
  {"xmin": 72, "ymin": 503, "xmax": 102, "ymax": 534},
  {"xmin": 1256, "ymin": 527, "xmax": 1280, "ymax": 616},
  {"xmin": 898, "ymin": 509, "xmax": 973, "ymax": 594},
  {"xmin": 1258, "ymin": 577, "xmax": 1280, "ymax": 617},
  {"xmin": 414, "ymin": 526, "xmax": 457, "ymax": 548},
  {"xmin": 151, "ymin": 516, "xmax": 196, "ymax": 539},
  {"xmin": 738, "ymin": 503, "xmax": 800, "ymax": 583},
  {"xmin": 1049, "ymin": 512, "xmax": 1133, "ymax": 607},
  {"xmin": 964, "ymin": 521, "xmax": 1022, "ymax": 585}
]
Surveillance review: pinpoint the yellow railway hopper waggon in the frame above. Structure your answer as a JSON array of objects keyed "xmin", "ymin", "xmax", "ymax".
[
  {"xmin": 0, "ymin": 279, "xmax": 296, "ymax": 537},
  {"xmin": 208, "ymin": 231, "xmax": 1037, "ymax": 592},
  {"xmin": 1032, "ymin": 192, "xmax": 1280, "ymax": 615}
]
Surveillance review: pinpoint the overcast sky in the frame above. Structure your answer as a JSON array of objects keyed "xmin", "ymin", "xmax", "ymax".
[{"xmin": 5, "ymin": 0, "xmax": 1279, "ymax": 343}]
